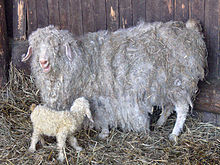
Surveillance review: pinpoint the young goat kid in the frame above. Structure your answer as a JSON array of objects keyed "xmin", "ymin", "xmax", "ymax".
[{"xmin": 29, "ymin": 97, "xmax": 93, "ymax": 162}]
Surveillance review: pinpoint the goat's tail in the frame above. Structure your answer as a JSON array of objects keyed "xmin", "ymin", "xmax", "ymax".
[{"xmin": 186, "ymin": 19, "xmax": 202, "ymax": 32}]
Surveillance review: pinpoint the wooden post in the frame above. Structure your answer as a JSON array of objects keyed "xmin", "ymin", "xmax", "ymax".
[
  {"xmin": 69, "ymin": 0, "xmax": 83, "ymax": 36},
  {"xmin": 13, "ymin": 0, "xmax": 26, "ymax": 40},
  {"xmin": 133, "ymin": 0, "xmax": 146, "ymax": 25},
  {"xmin": 106, "ymin": 0, "xmax": 119, "ymax": 31},
  {"xmin": 194, "ymin": 80, "xmax": 220, "ymax": 126},
  {"xmin": 195, "ymin": 80, "xmax": 220, "ymax": 114},
  {"xmin": 204, "ymin": 0, "xmax": 219, "ymax": 79},
  {"xmin": 145, "ymin": 0, "xmax": 173, "ymax": 22},
  {"xmin": 119, "ymin": 0, "xmax": 133, "ymax": 29},
  {"xmin": 0, "ymin": 0, "xmax": 8, "ymax": 87},
  {"xmin": 94, "ymin": 0, "xmax": 106, "ymax": 31},
  {"xmin": 174, "ymin": 0, "xmax": 189, "ymax": 22},
  {"xmin": 27, "ymin": 0, "xmax": 37, "ymax": 35},
  {"xmin": 81, "ymin": 0, "xmax": 95, "ymax": 33}
]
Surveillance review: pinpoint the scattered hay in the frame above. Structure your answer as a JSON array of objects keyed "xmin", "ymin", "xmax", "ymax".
[{"xmin": 0, "ymin": 65, "xmax": 219, "ymax": 165}]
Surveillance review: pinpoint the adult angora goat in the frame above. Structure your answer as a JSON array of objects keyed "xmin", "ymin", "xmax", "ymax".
[{"xmin": 22, "ymin": 19, "xmax": 207, "ymax": 142}]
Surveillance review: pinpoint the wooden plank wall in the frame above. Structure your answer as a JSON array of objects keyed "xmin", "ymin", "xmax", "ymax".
[
  {"xmin": 204, "ymin": 0, "xmax": 219, "ymax": 79},
  {"xmin": 12, "ymin": 0, "xmax": 26, "ymax": 40},
  {"xmin": 0, "ymin": 0, "xmax": 8, "ymax": 87},
  {"xmin": 5, "ymin": 0, "xmax": 220, "ymax": 79}
]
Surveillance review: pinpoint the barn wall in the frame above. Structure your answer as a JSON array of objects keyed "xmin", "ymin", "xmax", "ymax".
[
  {"xmin": 5, "ymin": 0, "xmax": 220, "ymax": 79},
  {"xmin": 0, "ymin": 0, "xmax": 9, "ymax": 87}
]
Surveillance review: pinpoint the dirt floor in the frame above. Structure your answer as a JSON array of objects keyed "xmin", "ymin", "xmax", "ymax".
[{"xmin": 0, "ymin": 65, "xmax": 219, "ymax": 165}]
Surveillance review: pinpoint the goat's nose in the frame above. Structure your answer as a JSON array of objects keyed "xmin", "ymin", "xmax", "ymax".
[{"xmin": 40, "ymin": 60, "xmax": 47, "ymax": 65}]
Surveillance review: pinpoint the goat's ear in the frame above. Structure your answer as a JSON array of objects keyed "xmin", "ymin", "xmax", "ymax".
[
  {"xmin": 65, "ymin": 43, "xmax": 76, "ymax": 61},
  {"xmin": 86, "ymin": 110, "xmax": 94, "ymax": 123},
  {"xmin": 21, "ymin": 46, "xmax": 32, "ymax": 62}
]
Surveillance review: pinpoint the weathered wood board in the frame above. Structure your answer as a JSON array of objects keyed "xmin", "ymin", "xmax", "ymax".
[
  {"xmin": 146, "ymin": 0, "xmax": 173, "ymax": 22},
  {"xmin": 195, "ymin": 80, "xmax": 220, "ymax": 114},
  {"xmin": 13, "ymin": 0, "xmax": 26, "ymax": 40},
  {"xmin": 94, "ymin": 0, "xmax": 106, "ymax": 31},
  {"xmin": 106, "ymin": 0, "xmax": 119, "ymax": 31},
  {"xmin": 69, "ymin": 0, "xmax": 83, "ymax": 35},
  {"xmin": 0, "ymin": 0, "xmax": 8, "ymax": 87},
  {"xmin": 119, "ymin": 0, "xmax": 133, "ymax": 29},
  {"xmin": 36, "ymin": 0, "xmax": 49, "ymax": 28},
  {"xmin": 48, "ymin": 0, "xmax": 60, "ymax": 27},
  {"xmin": 132, "ymin": 0, "xmax": 146, "ymax": 24},
  {"xmin": 204, "ymin": 0, "xmax": 219, "ymax": 79},
  {"xmin": 27, "ymin": 0, "xmax": 37, "ymax": 36},
  {"xmin": 59, "ymin": 0, "xmax": 69, "ymax": 30},
  {"xmin": 174, "ymin": 0, "xmax": 189, "ymax": 22},
  {"xmin": 81, "ymin": 0, "xmax": 95, "ymax": 33}
]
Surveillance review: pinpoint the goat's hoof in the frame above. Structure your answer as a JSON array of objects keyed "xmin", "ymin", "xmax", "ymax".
[
  {"xmin": 75, "ymin": 146, "xmax": 82, "ymax": 152},
  {"xmin": 156, "ymin": 119, "xmax": 165, "ymax": 127},
  {"xmin": 40, "ymin": 138, "xmax": 45, "ymax": 146},
  {"xmin": 169, "ymin": 134, "xmax": 178, "ymax": 145},
  {"xmin": 98, "ymin": 131, "xmax": 109, "ymax": 139},
  {"xmin": 57, "ymin": 154, "xmax": 64, "ymax": 162},
  {"xmin": 28, "ymin": 147, "xmax": 36, "ymax": 153}
]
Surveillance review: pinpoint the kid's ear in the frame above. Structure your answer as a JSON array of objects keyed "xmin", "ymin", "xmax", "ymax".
[
  {"xmin": 85, "ymin": 110, "xmax": 94, "ymax": 123},
  {"xmin": 21, "ymin": 46, "xmax": 32, "ymax": 62}
]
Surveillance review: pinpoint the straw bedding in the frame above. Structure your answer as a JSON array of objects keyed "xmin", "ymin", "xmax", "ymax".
[{"xmin": 0, "ymin": 65, "xmax": 219, "ymax": 164}]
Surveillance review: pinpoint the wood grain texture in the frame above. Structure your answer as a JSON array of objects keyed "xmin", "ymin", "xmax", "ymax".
[
  {"xmin": 27, "ymin": 0, "xmax": 37, "ymax": 35},
  {"xmin": 217, "ymin": 113, "xmax": 220, "ymax": 126},
  {"xmin": 5, "ymin": 0, "xmax": 13, "ymax": 37},
  {"xmin": 201, "ymin": 112, "xmax": 217, "ymax": 125},
  {"xmin": 189, "ymin": 0, "xmax": 205, "ymax": 25},
  {"xmin": 94, "ymin": 0, "xmax": 106, "ymax": 31},
  {"xmin": 0, "ymin": 0, "xmax": 8, "ymax": 87},
  {"xmin": 36, "ymin": 0, "xmax": 49, "ymax": 28},
  {"xmin": 119, "ymin": 0, "xmax": 133, "ymax": 28},
  {"xmin": 132, "ymin": 0, "xmax": 146, "ymax": 25},
  {"xmin": 59, "ymin": 0, "xmax": 69, "ymax": 30},
  {"xmin": 204, "ymin": 0, "xmax": 219, "ymax": 79},
  {"xmin": 195, "ymin": 111, "xmax": 220, "ymax": 126},
  {"xmin": 48, "ymin": 0, "xmax": 60, "ymax": 27},
  {"xmin": 218, "ymin": 0, "xmax": 220, "ymax": 78},
  {"xmin": 174, "ymin": 0, "xmax": 189, "ymax": 22},
  {"xmin": 12, "ymin": 0, "xmax": 26, "ymax": 40},
  {"xmin": 195, "ymin": 80, "xmax": 220, "ymax": 114},
  {"xmin": 146, "ymin": 0, "xmax": 173, "ymax": 22},
  {"xmin": 81, "ymin": 0, "xmax": 95, "ymax": 33},
  {"xmin": 106, "ymin": 0, "xmax": 119, "ymax": 31},
  {"xmin": 69, "ymin": 0, "xmax": 83, "ymax": 35}
]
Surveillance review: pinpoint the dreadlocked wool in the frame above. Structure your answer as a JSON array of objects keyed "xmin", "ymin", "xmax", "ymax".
[{"xmin": 22, "ymin": 19, "xmax": 207, "ymax": 141}]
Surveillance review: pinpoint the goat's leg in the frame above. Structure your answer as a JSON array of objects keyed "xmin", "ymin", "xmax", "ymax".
[
  {"xmin": 169, "ymin": 101, "xmax": 188, "ymax": 144},
  {"xmin": 99, "ymin": 124, "xmax": 110, "ymax": 139},
  {"xmin": 39, "ymin": 135, "xmax": 45, "ymax": 146},
  {"xmin": 157, "ymin": 104, "xmax": 174, "ymax": 127},
  {"xmin": 56, "ymin": 130, "xmax": 68, "ymax": 162},
  {"xmin": 68, "ymin": 135, "xmax": 82, "ymax": 151},
  {"xmin": 29, "ymin": 129, "xmax": 40, "ymax": 152}
]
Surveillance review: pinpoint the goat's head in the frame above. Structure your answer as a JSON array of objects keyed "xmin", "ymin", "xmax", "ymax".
[
  {"xmin": 22, "ymin": 26, "xmax": 77, "ymax": 74},
  {"xmin": 71, "ymin": 97, "xmax": 94, "ymax": 123}
]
